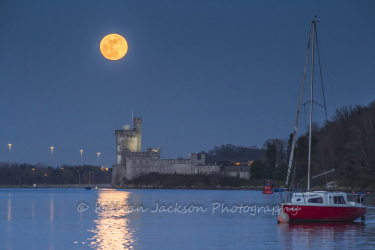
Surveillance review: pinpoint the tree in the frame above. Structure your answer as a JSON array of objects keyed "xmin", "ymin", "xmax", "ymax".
[
  {"xmin": 202, "ymin": 144, "xmax": 265, "ymax": 165},
  {"xmin": 250, "ymin": 160, "xmax": 264, "ymax": 179},
  {"xmin": 272, "ymin": 163, "xmax": 288, "ymax": 180},
  {"xmin": 263, "ymin": 141, "xmax": 277, "ymax": 178}
]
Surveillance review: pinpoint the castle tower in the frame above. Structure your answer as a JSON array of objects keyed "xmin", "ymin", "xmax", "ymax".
[
  {"xmin": 115, "ymin": 117, "xmax": 142, "ymax": 165},
  {"xmin": 133, "ymin": 117, "xmax": 142, "ymax": 152}
]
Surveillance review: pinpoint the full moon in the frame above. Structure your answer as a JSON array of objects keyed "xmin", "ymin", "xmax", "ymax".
[{"xmin": 100, "ymin": 34, "xmax": 128, "ymax": 60}]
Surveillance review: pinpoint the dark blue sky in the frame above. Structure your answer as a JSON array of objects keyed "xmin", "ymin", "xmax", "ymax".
[{"xmin": 1, "ymin": 1, "xmax": 374, "ymax": 167}]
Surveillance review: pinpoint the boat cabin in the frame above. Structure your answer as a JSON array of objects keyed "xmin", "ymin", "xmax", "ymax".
[{"xmin": 289, "ymin": 191, "xmax": 360, "ymax": 206}]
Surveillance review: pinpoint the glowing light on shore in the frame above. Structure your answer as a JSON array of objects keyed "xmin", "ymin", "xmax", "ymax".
[
  {"xmin": 50, "ymin": 147, "xmax": 54, "ymax": 166},
  {"xmin": 8, "ymin": 144, "xmax": 12, "ymax": 168}
]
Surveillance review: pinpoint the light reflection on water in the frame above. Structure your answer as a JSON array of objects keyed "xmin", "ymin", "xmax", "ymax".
[
  {"xmin": 7, "ymin": 196, "xmax": 11, "ymax": 223},
  {"xmin": 88, "ymin": 190, "xmax": 135, "ymax": 249},
  {"xmin": 0, "ymin": 189, "xmax": 375, "ymax": 249},
  {"xmin": 278, "ymin": 222, "xmax": 368, "ymax": 249},
  {"xmin": 50, "ymin": 194, "xmax": 54, "ymax": 222},
  {"xmin": 6, "ymin": 194, "xmax": 12, "ymax": 250},
  {"xmin": 50, "ymin": 193, "xmax": 54, "ymax": 236}
]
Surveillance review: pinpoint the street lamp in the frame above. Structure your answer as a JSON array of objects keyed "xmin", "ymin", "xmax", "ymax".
[
  {"xmin": 8, "ymin": 144, "xmax": 12, "ymax": 168},
  {"xmin": 50, "ymin": 147, "xmax": 54, "ymax": 166},
  {"xmin": 80, "ymin": 150, "xmax": 83, "ymax": 164},
  {"xmin": 97, "ymin": 152, "xmax": 100, "ymax": 166}
]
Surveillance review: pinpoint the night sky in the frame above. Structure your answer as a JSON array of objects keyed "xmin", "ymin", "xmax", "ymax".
[{"xmin": 1, "ymin": 1, "xmax": 374, "ymax": 167}]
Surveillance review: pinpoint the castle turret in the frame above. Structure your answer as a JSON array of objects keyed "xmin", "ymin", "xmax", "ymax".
[
  {"xmin": 115, "ymin": 117, "xmax": 143, "ymax": 165},
  {"xmin": 133, "ymin": 117, "xmax": 142, "ymax": 152}
]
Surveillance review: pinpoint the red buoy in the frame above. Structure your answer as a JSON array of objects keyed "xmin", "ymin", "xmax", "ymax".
[{"xmin": 262, "ymin": 180, "xmax": 274, "ymax": 194}]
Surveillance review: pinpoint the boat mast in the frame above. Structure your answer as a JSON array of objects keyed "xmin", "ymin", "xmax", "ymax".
[
  {"xmin": 307, "ymin": 20, "xmax": 316, "ymax": 191},
  {"xmin": 285, "ymin": 29, "xmax": 312, "ymax": 189}
]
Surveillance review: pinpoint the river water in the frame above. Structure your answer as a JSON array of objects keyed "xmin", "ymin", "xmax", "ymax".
[{"xmin": 1, "ymin": 188, "xmax": 374, "ymax": 249}]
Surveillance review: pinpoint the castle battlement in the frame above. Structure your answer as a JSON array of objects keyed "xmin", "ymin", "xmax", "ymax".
[
  {"xmin": 115, "ymin": 130, "xmax": 137, "ymax": 137},
  {"xmin": 133, "ymin": 117, "xmax": 142, "ymax": 123},
  {"xmin": 159, "ymin": 159, "xmax": 191, "ymax": 163},
  {"xmin": 127, "ymin": 152, "xmax": 149, "ymax": 157},
  {"xmin": 126, "ymin": 147, "xmax": 161, "ymax": 158}
]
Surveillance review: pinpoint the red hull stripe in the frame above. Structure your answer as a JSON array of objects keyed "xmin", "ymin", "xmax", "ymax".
[{"xmin": 282, "ymin": 205, "xmax": 366, "ymax": 222}]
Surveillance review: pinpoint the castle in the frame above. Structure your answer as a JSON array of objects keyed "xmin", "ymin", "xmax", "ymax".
[{"xmin": 111, "ymin": 117, "xmax": 250, "ymax": 187}]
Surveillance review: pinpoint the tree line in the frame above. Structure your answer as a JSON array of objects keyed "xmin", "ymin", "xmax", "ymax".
[
  {"xmin": 123, "ymin": 173, "xmax": 250, "ymax": 189},
  {"xmin": 201, "ymin": 100, "xmax": 375, "ymax": 189},
  {"xmin": 278, "ymin": 100, "xmax": 375, "ymax": 189},
  {"xmin": 202, "ymin": 144, "xmax": 265, "ymax": 164},
  {"xmin": 0, "ymin": 163, "xmax": 112, "ymax": 185},
  {"xmin": 201, "ymin": 141, "xmax": 289, "ymax": 182}
]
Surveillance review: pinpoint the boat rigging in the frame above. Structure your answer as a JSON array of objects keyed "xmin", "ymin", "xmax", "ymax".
[{"xmin": 277, "ymin": 19, "xmax": 367, "ymax": 223}]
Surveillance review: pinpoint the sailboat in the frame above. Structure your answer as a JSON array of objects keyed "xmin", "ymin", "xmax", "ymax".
[{"xmin": 277, "ymin": 19, "xmax": 366, "ymax": 223}]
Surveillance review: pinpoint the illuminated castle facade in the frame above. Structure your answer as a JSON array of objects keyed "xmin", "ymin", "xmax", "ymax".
[{"xmin": 111, "ymin": 117, "xmax": 250, "ymax": 187}]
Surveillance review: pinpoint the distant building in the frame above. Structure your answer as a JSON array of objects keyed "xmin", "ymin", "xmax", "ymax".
[
  {"xmin": 111, "ymin": 118, "xmax": 250, "ymax": 187},
  {"xmin": 215, "ymin": 161, "xmax": 252, "ymax": 178}
]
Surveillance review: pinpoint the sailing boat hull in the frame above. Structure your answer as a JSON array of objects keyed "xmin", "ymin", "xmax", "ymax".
[{"xmin": 281, "ymin": 204, "xmax": 366, "ymax": 223}]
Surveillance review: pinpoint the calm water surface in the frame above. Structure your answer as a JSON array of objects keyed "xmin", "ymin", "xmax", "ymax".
[{"xmin": 1, "ymin": 188, "xmax": 374, "ymax": 249}]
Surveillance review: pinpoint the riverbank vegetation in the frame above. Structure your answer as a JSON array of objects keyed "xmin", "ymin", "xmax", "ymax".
[
  {"xmin": 121, "ymin": 172, "xmax": 283, "ymax": 189},
  {"xmin": 0, "ymin": 163, "xmax": 112, "ymax": 185},
  {"xmin": 252, "ymin": 101, "xmax": 374, "ymax": 190},
  {"xmin": 199, "ymin": 101, "xmax": 375, "ymax": 190}
]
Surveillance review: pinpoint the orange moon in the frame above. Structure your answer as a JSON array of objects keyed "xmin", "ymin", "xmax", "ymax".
[{"xmin": 100, "ymin": 34, "xmax": 128, "ymax": 60}]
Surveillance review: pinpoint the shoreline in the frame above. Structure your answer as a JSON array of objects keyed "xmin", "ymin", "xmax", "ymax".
[
  {"xmin": 0, "ymin": 184, "xmax": 372, "ymax": 193},
  {"xmin": 0, "ymin": 184, "xmax": 263, "ymax": 190},
  {"xmin": 0, "ymin": 184, "xmax": 111, "ymax": 189}
]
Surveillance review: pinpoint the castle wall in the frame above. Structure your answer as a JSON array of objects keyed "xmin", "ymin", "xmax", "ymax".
[
  {"xmin": 112, "ymin": 153, "xmax": 250, "ymax": 185},
  {"xmin": 115, "ymin": 129, "xmax": 140, "ymax": 153},
  {"xmin": 124, "ymin": 156, "xmax": 220, "ymax": 180},
  {"xmin": 223, "ymin": 172, "xmax": 251, "ymax": 179},
  {"xmin": 112, "ymin": 117, "xmax": 251, "ymax": 187},
  {"xmin": 112, "ymin": 164, "xmax": 127, "ymax": 185}
]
